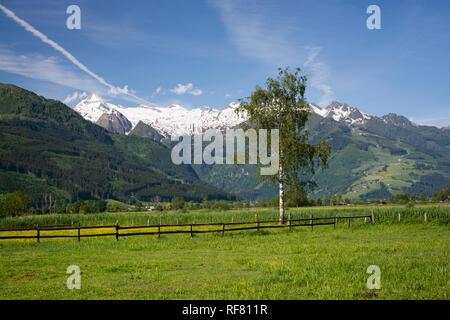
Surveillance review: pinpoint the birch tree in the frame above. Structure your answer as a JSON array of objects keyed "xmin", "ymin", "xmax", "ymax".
[{"xmin": 236, "ymin": 67, "xmax": 331, "ymax": 224}]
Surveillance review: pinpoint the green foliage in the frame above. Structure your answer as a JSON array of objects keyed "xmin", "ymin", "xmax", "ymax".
[
  {"xmin": 134, "ymin": 202, "xmax": 143, "ymax": 212},
  {"xmin": 236, "ymin": 68, "xmax": 330, "ymax": 222},
  {"xmin": 284, "ymin": 185, "xmax": 311, "ymax": 207},
  {"xmin": 394, "ymin": 193, "xmax": 410, "ymax": 204},
  {"xmin": 212, "ymin": 200, "xmax": 230, "ymax": 211},
  {"xmin": 257, "ymin": 198, "xmax": 267, "ymax": 207},
  {"xmin": 0, "ymin": 84, "xmax": 232, "ymax": 205},
  {"xmin": 194, "ymin": 110, "xmax": 450, "ymax": 202},
  {"xmin": 171, "ymin": 197, "xmax": 185, "ymax": 210},
  {"xmin": 0, "ymin": 191, "xmax": 32, "ymax": 217},
  {"xmin": 201, "ymin": 197, "xmax": 211, "ymax": 209},
  {"xmin": 236, "ymin": 67, "xmax": 331, "ymax": 192},
  {"xmin": 405, "ymin": 201, "xmax": 415, "ymax": 208},
  {"xmin": 431, "ymin": 187, "xmax": 450, "ymax": 202}
]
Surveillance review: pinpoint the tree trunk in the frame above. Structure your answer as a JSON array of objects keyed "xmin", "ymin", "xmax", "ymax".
[{"xmin": 279, "ymin": 164, "xmax": 285, "ymax": 224}]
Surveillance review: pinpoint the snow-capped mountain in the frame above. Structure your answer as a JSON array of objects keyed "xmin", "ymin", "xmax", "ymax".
[
  {"xmin": 73, "ymin": 94, "xmax": 414, "ymax": 137},
  {"xmin": 309, "ymin": 101, "xmax": 372, "ymax": 125},
  {"xmin": 73, "ymin": 93, "xmax": 117, "ymax": 122},
  {"xmin": 74, "ymin": 95, "xmax": 246, "ymax": 137}
]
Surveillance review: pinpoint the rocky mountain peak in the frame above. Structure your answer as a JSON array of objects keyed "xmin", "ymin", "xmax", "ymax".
[{"xmin": 381, "ymin": 113, "xmax": 414, "ymax": 128}]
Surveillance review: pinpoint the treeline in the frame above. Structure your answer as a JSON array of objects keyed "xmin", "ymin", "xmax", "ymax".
[
  {"xmin": 1, "ymin": 187, "xmax": 449, "ymax": 218},
  {"xmin": 256, "ymin": 187, "xmax": 450, "ymax": 208},
  {"xmin": 0, "ymin": 84, "xmax": 231, "ymax": 205},
  {"xmin": 0, "ymin": 192, "xmax": 112, "ymax": 218}
]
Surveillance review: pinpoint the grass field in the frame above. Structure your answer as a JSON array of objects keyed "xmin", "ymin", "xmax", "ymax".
[{"xmin": 0, "ymin": 206, "xmax": 448, "ymax": 299}]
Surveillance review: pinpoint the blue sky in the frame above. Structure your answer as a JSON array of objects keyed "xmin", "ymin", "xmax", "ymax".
[{"xmin": 0, "ymin": 0, "xmax": 449, "ymax": 126}]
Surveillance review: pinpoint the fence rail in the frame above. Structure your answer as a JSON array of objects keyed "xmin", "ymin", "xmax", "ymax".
[
  {"xmin": 0, "ymin": 223, "xmax": 74, "ymax": 231},
  {"xmin": 0, "ymin": 214, "xmax": 373, "ymax": 242}
]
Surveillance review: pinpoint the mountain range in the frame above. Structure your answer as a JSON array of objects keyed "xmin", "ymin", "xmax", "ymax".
[
  {"xmin": 74, "ymin": 94, "xmax": 437, "ymax": 136},
  {"xmin": 0, "ymin": 83, "xmax": 448, "ymax": 203},
  {"xmin": 73, "ymin": 93, "xmax": 450, "ymax": 200},
  {"xmin": 74, "ymin": 94, "xmax": 245, "ymax": 138},
  {"xmin": 0, "ymin": 84, "xmax": 233, "ymax": 205}
]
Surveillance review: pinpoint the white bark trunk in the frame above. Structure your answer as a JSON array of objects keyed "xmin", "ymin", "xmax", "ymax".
[{"xmin": 279, "ymin": 164, "xmax": 285, "ymax": 224}]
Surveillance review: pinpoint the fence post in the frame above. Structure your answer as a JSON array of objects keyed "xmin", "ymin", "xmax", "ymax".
[
  {"xmin": 255, "ymin": 214, "xmax": 258, "ymax": 231},
  {"xmin": 232, "ymin": 216, "xmax": 234, "ymax": 223},
  {"xmin": 424, "ymin": 213, "xmax": 427, "ymax": 222},
  {"xmin": 371, "ymin": 209, "xmax": 375, "ymax": 223},
  {"xmin": 288, "ymin": 214, "xmax": 291, "ymax": 231},
  {"xmin": 158, "ymin": 221, "xmax": 161, "ymax": 239},
  {"xmin": 78, "ymin": 222, "xmax": 81, "ymax": 242},
  {"xmin": 147, "ymin": 219, "xmax": 149, "ymax": 227},
  {"xmin": 310, "ymin": 214, "xmax": 313, "ymax": 231},
  {"xmin": 115, "ymin": 221, "xmax": 119, "ymax": 241},
  {"xmin": 398, "ymin": 213, "xmax": 401, "ymax": 221},
  {"xmin": 222, "ymin": 223, "xmax": 225, "ymax": 236},
  {"xmin": 190, "ymin": 224, "xmax": 193, "ymax": 237},
  {"xmin": 348, "ymin": 217, "xmax": 351, "ymax": 229},
  {"xmin": 194, "ymin": 216, "xmax": 196, "ymax": 224},
  {"xmin": 333, "ymin": 216, "xmax": 336, "ymax": 230},
  {"xmin": 37, "ymin": 224, "xmax": 40, "ymax": 243}
]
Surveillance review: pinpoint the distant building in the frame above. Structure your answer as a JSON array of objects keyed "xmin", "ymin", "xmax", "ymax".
[{"xmin": 440, "ymin": 197, "xmax": 450, "ymax": 204}]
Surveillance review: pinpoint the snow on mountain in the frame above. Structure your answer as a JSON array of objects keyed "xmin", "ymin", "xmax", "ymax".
[
  {"xmin": 309, "ymin": 103, "xmax": 329, "ymax": 118},
  {"xmin": 309, "ymin": 101, "xmax": 372, "ymax": 125},
  {"xmin": 74, "ymin": 95, "xmax": 246, "ymax": 137},
  {"xmin": 74, "ymin": 94, "xmax": 389, "ymax": 137},
  {"xmin": 74, "ymin": 93, "xmax": 116, "ymax": 122}
]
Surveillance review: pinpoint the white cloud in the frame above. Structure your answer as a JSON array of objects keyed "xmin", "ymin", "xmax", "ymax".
[
  {"xmin": 63, "ymin": 91, "xmax": 87, "ymax": 104},
  {"xmin": 170, "ymin": 83, "xmax": 193, "ymax": 95},
  {"xmin": 210, "ymin": 0, "xmax": 334, "ymax": 107},
  {"xmin": 190, "ymin": 88, "xmax": 203, "ymax": 96},
  {"xmin": 412, "ymin": 116, "xmax": 450, "ymax": 128},
  {"xmin": 0, "ymin": 4, "xmax": 158, "ymax": 107},
  {"xmin": 303, "ymin": 47, "xmax": 334, "ymax": 107},
  {"xmin": 108, "ymin": 85, "xmax": 129, "ymax": 96},
  {"xmin": 210, "ymin": 0, "xmax": 299, "ymax": 66},
  {"xmin": 0, "ymin": 48, "xmax": 161, "ymax": 106},
  {"xmin": 169, "ymin": 83, "xmax": 202, "ymax": 96},
  {"xmin": 0, "ymin": 48, "xmax": 103, "ymax": 92}
]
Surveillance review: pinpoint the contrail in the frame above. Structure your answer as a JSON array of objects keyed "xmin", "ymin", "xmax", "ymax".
[{"xmin": 0, "ymin": 4, "xmax": 159, "ymax": 107}]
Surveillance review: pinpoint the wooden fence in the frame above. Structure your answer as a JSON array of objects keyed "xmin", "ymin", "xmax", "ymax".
[{"xmin": 0, "ymin": 213, "xmax": 374, "ymax": 243}]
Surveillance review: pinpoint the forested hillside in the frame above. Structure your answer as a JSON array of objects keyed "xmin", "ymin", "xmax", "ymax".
[
  {"xmin": 192, "ymin": 113, "xmax": 450, "ymax": 200},
  {"xmin": 0, "ymin": 84, "xmax": 232, "ymax": 205}
]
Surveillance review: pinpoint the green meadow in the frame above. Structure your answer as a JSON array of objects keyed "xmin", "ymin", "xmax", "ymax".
[{"xmin": 0, "ymin": 206, "xmax": 448, "ymax": 299}]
